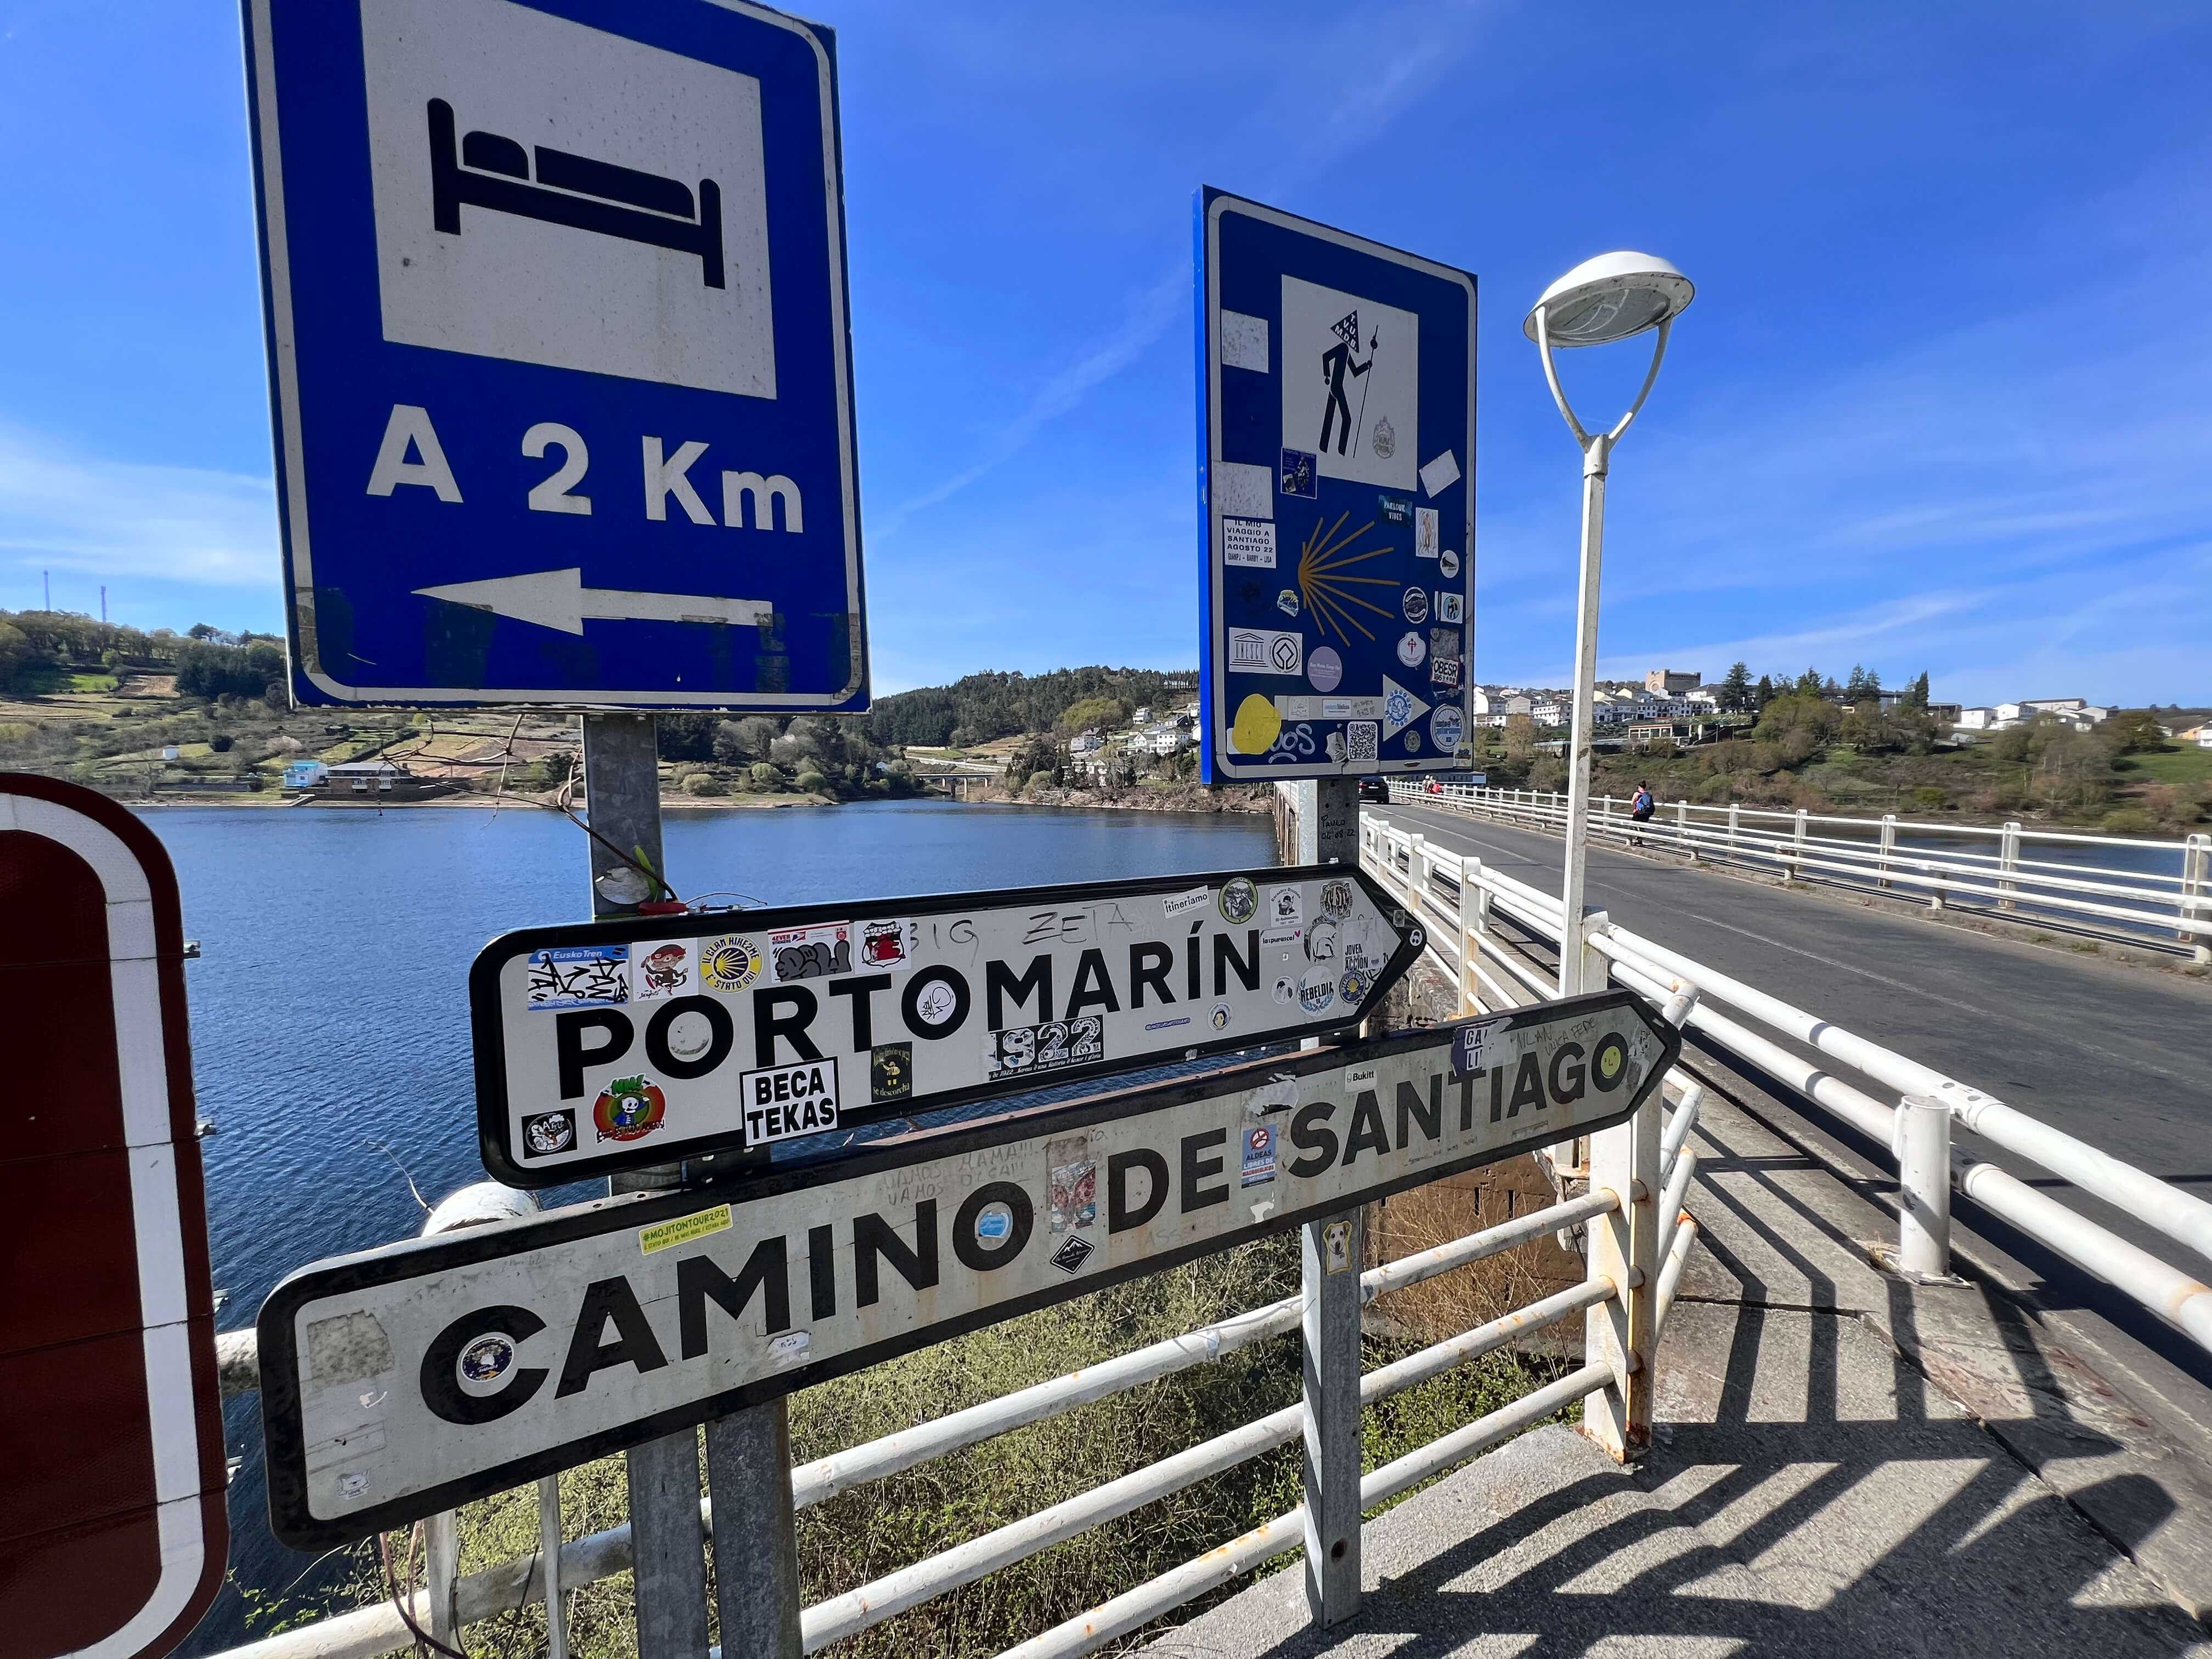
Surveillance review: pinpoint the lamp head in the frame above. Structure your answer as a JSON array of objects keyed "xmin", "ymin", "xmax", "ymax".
[{"xmin": 1523, "ymin": 252, "xmax": 1694, "ymax": 347}]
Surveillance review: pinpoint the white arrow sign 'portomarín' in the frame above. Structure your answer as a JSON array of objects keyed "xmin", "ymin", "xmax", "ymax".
[
  {"xmin": 414, "ymin": 568, "xmax": 772, "ymax": 635},
  {"xmin": 470, "ymin": 865, "xmax": 1427, "ymax": 1189}
]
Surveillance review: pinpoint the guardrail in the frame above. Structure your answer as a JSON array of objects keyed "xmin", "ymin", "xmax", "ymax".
[
  {"xmin": 1361, "ymin": 812, "xmax": 2212, "ymax": 1357},
  {"xmin": 1389, "ymin": 782, "xmax": 2212, "ymax": 962},
  {"xmin": 202, "ymin": 1060, "xmax": 1699, "ymax": 1659}
]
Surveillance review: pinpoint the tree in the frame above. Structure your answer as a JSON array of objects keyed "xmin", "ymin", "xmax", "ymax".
[
  {"xmin": 1843, "ymin": 665, "xmax": 1869, "ymax": 702},
  {"xmin": 0, "ymin": 620, "xmax": 27, "ymax": 689},
  {"xmin": 1753, "ymin": 674, "xmax": 1775, "ymax": 709},
  {"xmin": 1720, "ymin": 662, "xmax": 1752, "ymax": 712},
  {"xmin": 1054, "ymin": 695, "xmax": 1129, "ymax": 737},
  {"xmin": 172, "ymin": 639, "xmax": 283, "ymax": 700},
  {"xmin": 1906, "ymin": 672, "xmax": 1931, "ymax": 710},
  {"xmin": 712, "ymin": 716, "xmax": 779, "ymax": 765},
  {"xmin": 1794, "ymin": 667, "xmax": 1824, "ymax": 698},
  {"xmin": 2100, "ymin": 709, "xmax": 2168, "ymax": 756},
  {"xmin": 1005, "ymin": 734, "xmax": 1059, "ymax": 792}
]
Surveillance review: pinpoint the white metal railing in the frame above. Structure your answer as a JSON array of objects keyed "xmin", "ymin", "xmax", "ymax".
[
  {"xmin": 205, "ymin": 1151, "xmax": 1688, "ymax": 1659},
  {"xmin": 1361, "ymin": 812, "xmax": 2212, "ymax": 1356},
  {"xmin": 1390, "ymin": 782, "xmax": 2212, "ymax": 962}
]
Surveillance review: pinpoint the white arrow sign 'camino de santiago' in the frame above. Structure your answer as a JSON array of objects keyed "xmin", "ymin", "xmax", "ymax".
[
  {"xmin": 472, "ymin": 865, "xmax": 1424, "ymax": 1187},
  {"xmin": 262, "ymin": 992, "xmax": 1679, "ymax": 1546}
]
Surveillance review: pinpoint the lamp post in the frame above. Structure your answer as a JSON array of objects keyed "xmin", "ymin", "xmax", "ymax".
[{"xmin": 1523, "ymin": 252, "xmax": 1694, "ymax": 998}]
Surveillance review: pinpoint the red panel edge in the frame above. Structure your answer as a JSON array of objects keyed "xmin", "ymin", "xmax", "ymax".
[{"xmin": 2, "ymin": 775, "xmax": 228, "ymax": 1655}]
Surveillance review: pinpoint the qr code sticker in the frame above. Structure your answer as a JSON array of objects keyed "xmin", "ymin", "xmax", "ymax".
[{"xmin": 1345, "ymin": 721, "xmax": 1380, "ymax": 762}]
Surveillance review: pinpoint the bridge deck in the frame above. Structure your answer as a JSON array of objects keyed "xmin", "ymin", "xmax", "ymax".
[
  {"xmin": 1370, "ymin": 801, "xmax": 2212, "ymax": 1612},
  {"xmin": 1144, "ymin": 1081, "xmax": 2212, "ymax": 1656}
]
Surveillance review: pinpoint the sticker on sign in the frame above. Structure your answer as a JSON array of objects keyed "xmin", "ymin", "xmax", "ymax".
[
  {"xmin": 471, "ymin": 865, "xmax": 1423, "ymax": 1186},
  {"xmin": 262, "ymin": 991, "xmax": 1677, "ymax": 1545}
]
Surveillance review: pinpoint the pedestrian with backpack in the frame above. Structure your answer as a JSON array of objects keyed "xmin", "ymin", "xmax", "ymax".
[{"xmin": 1630, "ymin": 781, "xmax": 1655, "ymax": 846}]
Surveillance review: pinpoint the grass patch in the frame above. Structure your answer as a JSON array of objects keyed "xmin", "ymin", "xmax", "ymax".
[
  {"xmin": 10, "ymin": 664, "xmax": 120, "ymax": 695},
  {"xmin": 2115, "ymin": 743, "xmax": 2212, "ymax": 787}
]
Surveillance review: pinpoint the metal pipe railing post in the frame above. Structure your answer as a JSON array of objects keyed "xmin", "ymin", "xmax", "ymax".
[
  {"xmin": 1583, "ymin": 1014, "xmax": 1660, "ymax": 1460},
  {"xmin": 1728, "ymin": 802, "xmax": 1740, "ymax": 860},
  {"xmin": 1455, "ymin": 857, "xmax": 1479, "ymax": 1015},
  {"xmin": 539, "ymin": 1477, "xmax": 568, "ymax": 1659},
  {"xmin": 1677, "ymin": 798, "xmax": 1692, "ymax": 859},
  {"xmin": 424, "ymin": 1511, "xmax": 461, "ymax": 1645},
  {"xmin": 1878, "ymin": 812, "xmax": 1896, "ymax": 889},
  {"xmin": 1791, "ymin": 808, "xmax": 1808, "ymax": 879},
  {"xmin": 2182, "ymin": 834, "xmax": 2210, "ymax": 963},
  {"xmin": 1999, "ymin": 821, "xmax": 2022, "ymax": 910},
  {"xmin": 1300, "ymin": 1207, "xmax": 1363, "ymax": 1628},
  {"xmin": 1894, "ymin": 1093, "xmax": 1953, "ymax": 1278}
]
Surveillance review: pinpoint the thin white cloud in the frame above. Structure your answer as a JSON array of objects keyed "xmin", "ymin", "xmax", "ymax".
[
  {"xmin": 0, "ymin": 426, "xmax": 276, "ymax": 588},
  {"xmin": 874, "ymin": 268, "xmax": 1186, "ymax": 539},
  {"xmin": 874, "ymin": 2, "xmax": 1499, "ymax": 540}
]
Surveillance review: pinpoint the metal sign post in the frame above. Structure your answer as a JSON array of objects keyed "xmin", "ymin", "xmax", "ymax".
[
  {"xmin": 240, "ymin": 0, "xmax": 867, "ymax": 711},
  {"xmin": 1286, "ymin": 771, "xmax": 1364, "ymax": 1624},
  {"xmin": 471, "ymin": 864, "xmax": 1425, "ymax": 1187},
  {"xmin": 1, "ymin": 776, "xmax": 229, "ymax": 1659},
  {"xmin": 257, "ymin": 993, "xmax": 1677, "ymax": 1546},
  {"xmin": 579, "ymin": 716, "xmax": 712, "ymax": 1656},
  {"xmin": 1196, "ymin": 189, "xmax": 1476, "ymax": 782}
]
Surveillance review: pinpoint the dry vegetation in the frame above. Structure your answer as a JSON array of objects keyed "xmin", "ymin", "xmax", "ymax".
[{"xmin": 245, "ymin": 1232, "xmax": 1577, "ymax": 1656}]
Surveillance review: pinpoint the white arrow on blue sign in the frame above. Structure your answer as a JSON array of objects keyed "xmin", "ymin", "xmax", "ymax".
[{"xmin": 242, "ymin": 0, "xmax": 867, "ymax": 709}]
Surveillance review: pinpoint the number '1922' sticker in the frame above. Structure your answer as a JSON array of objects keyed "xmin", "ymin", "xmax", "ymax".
[{"xmin": 989, "ymin": 1017, "xmax": 1104, "ymax": 1080}]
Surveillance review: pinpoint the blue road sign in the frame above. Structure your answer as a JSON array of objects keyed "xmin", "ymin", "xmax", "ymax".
[
  {"xmin": 242, "ymin": 0, "xmax": 867, "ymax": 710},
  {"xmin": 1196, "ymin": 190, "xmax": 1474, "ymax": 781}
]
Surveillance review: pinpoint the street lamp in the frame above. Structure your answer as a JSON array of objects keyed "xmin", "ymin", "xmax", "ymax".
[{"xmin": 1524, "ymin": 252, "xmax": 1694, "ymax": 998}]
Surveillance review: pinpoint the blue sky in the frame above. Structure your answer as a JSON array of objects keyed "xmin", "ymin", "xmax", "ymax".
[{"xmin": 2, "ymin": 1, "xmax": 2208, "ymax": 705}]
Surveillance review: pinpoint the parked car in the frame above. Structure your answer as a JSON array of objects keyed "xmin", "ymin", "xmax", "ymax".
[{"xmin": 1357, "ymin": 777, "xmax": 1390, "ymax": 803}]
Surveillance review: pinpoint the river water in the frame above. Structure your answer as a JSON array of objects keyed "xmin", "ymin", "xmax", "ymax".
[{"xmin": 150, "ymin": 799, "xmax": 1277, "ymax": 1649}]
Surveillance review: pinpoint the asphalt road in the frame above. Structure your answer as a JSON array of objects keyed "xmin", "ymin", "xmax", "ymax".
[{"xmin": 1371, "ymin": 798, "xmax": 2212, "ymax": 1397}]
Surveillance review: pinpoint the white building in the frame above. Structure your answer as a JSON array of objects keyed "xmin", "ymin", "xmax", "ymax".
[{"xmin": 1959, "ymin": 698, "xmax": 2109, "ymax": 733}]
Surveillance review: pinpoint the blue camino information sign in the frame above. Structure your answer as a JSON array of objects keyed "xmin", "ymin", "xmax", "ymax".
[
  {"xmin": 1196, "ymin": 189, "xmax": 1474, "ymax": 780},
  {"xmin": 242, "ymin": 0, "xmax": 867, "ymax": 709}
]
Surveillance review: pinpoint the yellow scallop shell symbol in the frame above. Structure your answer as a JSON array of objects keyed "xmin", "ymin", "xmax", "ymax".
[{"xmin": 1229, "ymin": 694, "xmax": 1283, "ymax": 755}]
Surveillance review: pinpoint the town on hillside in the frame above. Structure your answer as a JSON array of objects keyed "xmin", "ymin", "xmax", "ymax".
[{"xmin": 2, "ymin": 611, "xmax": 2205, "ymax": 830}]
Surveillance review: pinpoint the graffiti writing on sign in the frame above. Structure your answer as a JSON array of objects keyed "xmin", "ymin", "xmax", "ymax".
[
  {"xmin": 1269, "ymin": 723, "xmax": 1317, "ymax": 761},
  {"xmin": 990, "ymin": 1017, "xmax": 1105, "ymax": 1080},
  {"xmin": 770, "ymin": 922, "xmax": 853, "ymax": 983},
  {"xmin": 526, "ymin": 945, "xmax": 629, "ymax": 1010}
]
